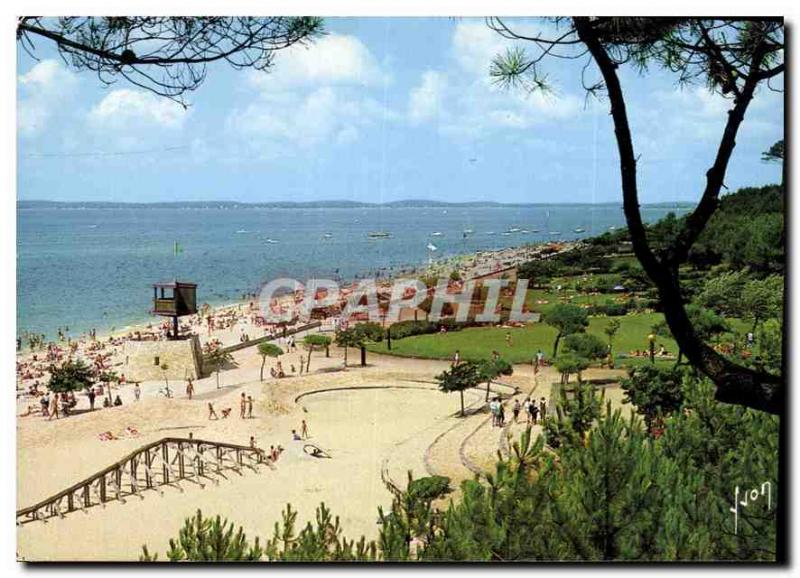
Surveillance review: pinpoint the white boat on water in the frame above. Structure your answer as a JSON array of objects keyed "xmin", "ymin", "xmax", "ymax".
[
  {"xmin": 368, "ymin": 231, "xmax": 391, "ymax": 239},
  {"xmin": 427, "ymin": 243, "xmax": 438, "ymax": 252},
  {"xmin": 322, "ymin": 233, "xmax": 333, "ymax": 239},
  {"xmin": 431, "ymin": 232, "xmax": 443, "ymax": 237},
  {"xmin": 265, "ymin": 238, "xmax": 279, "ymax": 244},
  {"xmin": 574, "ymin": 227, "xmax": 586, "ymax": 233},
  {"xmin": 506, "ymin": 227, "xmax": 522, "ymax": 233},
  {"xmin": 463, "ymin": 228, "xmax": 474, "ymax": 234}
]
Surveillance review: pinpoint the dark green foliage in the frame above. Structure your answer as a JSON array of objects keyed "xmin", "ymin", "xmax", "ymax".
[
  {"xmin": 477, "ymin": 357, "xmax": 514, "ymax": 400},
  {"xmin": 563, "ymin": 333, "xmax": 607, "ymax": 361},
  {"xmin": 554, "ymin": 353, "xmax": 590, "ymax": 384},
  {"xmin": 436, "ymin": 360, "xmax": 483, "ymax": 416},
  {"xmin": 689, "ymin": 185, "xmax": 784, "ymax": 273},
  {"xmin": 542, "ymin": 303, "xmax": 589, "ymax": 357},
  {"xmin": 48, "ymin": 358, "xmax": 94, "ymax": 393},
  {"xmin": 407, "ymin": 475, "xmax": 451, "ymax": 502},
  {"xmin": 264, "ymin": 503, "xmax": 377, "ymax": 561},
  {"xmin": 140, "ymin": 509, "xmax": 263, "ymax": 561},
  {"xmin": 621, "ymin": 365, "xmax": 686, "ymax": 433},
  {"xmin": 546, "ymin": 381, "xmax": 604, "ymax": 447}
]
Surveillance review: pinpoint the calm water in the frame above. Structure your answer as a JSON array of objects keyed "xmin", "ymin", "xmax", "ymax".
[{"xmin": 17, "ymin": 204, "xmax": 684, "ymax": 339}]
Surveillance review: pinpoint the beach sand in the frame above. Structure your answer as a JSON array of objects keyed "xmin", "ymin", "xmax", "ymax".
[{"xmin": 17, "ymin": 346, "xmax": 532, "ymax": 561}]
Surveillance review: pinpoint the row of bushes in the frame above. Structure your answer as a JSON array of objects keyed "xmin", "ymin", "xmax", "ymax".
[{"xmin": 388, "ymin": 319, "xmax": 466, "ymax": 340}]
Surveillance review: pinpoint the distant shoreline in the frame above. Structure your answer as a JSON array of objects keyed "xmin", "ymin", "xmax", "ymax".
[{"xmin": 17, "ymin": 199, "xmax": 695, "ymax": 210}]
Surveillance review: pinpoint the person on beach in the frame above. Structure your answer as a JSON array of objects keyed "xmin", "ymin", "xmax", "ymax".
[
  {"xmin": 40, "ymin": 394, "xmax": 49, "ymax": 418},
  {"xmin": 48, "ymin": 395, "xmax": 59, "ymax": 420},
  {"xmin": 498, "ymin": 402, "xmax": 506, "ymax": 427},
  {"xmin": 523, "ymin": 398, "xmax": 531, "ymax": 423},
  {"xmin": 536, "ymin": 349, "xmax": 544, "ymax": 368},
  {"xmin": 301, "ymin": 419, "xmax": 309, "ymax": 439},
  {"xmin": 539, "ymin": 397, "xmax": 547, "ymax": 420},
  {"xmin": 185, "ymin": 379, "xmax": 194, "ymax": 400},
  {"xmin": 88, "ymin": 388, "xmax": 96, "ymax": 411},
  {"xmin": 530, "ymin": 402, "xmax": 539, "ymax": 424},
  {"xmin": 250, "ymin": 436, "xmax": 257, "ymax": 449},
  {"xmin": 247, "ymin": 396, "xmax": 254, "ymax": 419},
  {"xmin": 134, "ymin": 383, "xmax": 141, "ymax": 401},
  {"xmin": 292, "ymin": 429, "xmax": 301, "ymax": 441},
  {"xmin": 452, "ymin": 350, "xmax": 461, "ymax": 367},
  {"xmin": 208, "ymin": 402, "xmax": 218, "ymax": 420},
  {"xmin": 512, "ymin": 399, "xmax": 521, "ymax": 423},
  {"xmin": 240, "ymin": 393, "xmax": 247, "ymax": 419}
]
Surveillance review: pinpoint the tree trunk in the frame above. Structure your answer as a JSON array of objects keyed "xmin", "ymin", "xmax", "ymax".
[
  {"xmin": 306, "ymin": 351, "xmax": 312, "ymax": 373},
  {"xmin": 216, "ymin": 371, "xmax": 220, "ymax": 389},
  {"xmin": 485, "ymin": 379, "xmax": 492, "ymax": 402},
  {"xmin": 260, "ymin": 357, "xmax": 265, "ymax": 382},
  {"xmin": 553, "ymin": 333, "xmax": 562, "ymax": 358},
  {"xmin": 360, "ymin": 346, "xmax": 366, "ymax": 367},
  {"xmin": 460, "ymin": 390, "xmax": 465, "ymax": 416},
  {"xmin": 343, "ymin": 346, "xmax": 348, "ymax": 367},
  {"xmin": 574, "ymin": 17, "xmax": 782, "ymax": 415}
]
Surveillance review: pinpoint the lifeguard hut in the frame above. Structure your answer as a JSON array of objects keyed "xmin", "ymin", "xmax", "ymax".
[{"xmin": 152, "ymin": 281, "xmax": 197, "ymax": 339}]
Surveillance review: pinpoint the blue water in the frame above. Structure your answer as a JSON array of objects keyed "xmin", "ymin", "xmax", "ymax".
[{"xmin": 17, "ymin": 205, "xmax": 684, "ymax": 339}]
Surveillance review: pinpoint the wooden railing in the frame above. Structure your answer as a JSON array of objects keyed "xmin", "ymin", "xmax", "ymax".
[
  {"xmin": 16, "ymin": 437, "xmax": 272, "ymax": 526},
  {"xmin": 205, "ymin": 321, "xmax": 322, "ymax": 359}
]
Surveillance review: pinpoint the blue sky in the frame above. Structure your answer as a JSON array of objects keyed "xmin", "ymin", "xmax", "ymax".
[{"xmin": 17, "ymin": 17, "xmax": 784, "ymax": 204}]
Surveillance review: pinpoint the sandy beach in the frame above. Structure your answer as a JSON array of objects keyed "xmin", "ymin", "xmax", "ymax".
[{"xmin": 16, "ymin": 241, "xmax": 603, "ymax": 561}]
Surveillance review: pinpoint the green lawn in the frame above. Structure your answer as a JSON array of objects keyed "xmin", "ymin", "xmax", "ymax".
[{"xmin": 369, "ymin": 312, "xmax": 680, "ymax": 368}]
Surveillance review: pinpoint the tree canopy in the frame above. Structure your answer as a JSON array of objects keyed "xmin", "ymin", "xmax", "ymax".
[{"xmin": 17, "ymin": 17, "xmax": 324, "ymax": 105}]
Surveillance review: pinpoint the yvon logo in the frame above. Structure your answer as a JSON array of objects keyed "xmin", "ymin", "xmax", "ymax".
[{"xmin": 730, "ymin": 482, "xmax": 773, "ymax": 535}]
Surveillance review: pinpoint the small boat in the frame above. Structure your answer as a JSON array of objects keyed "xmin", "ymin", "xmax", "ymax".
[
  {"xmin": 501, "ymin": 232, "xmax": 512, "ymax": 236},
  {"xmin": 265, "ymin": 238, "xmax": 279, "ymax": 244},
  {"xmin": 486, "ymin": 231, "xmax": 496, "ymax": 236},
  {"xmin": 236, "ymin": 229, "xmax": 249, "ymax": 234},
  {"xmin": 609, "ymin": 226, "xmax": 616, "ymax": 230},
  {"xmin": 427, "ymin": 243, "xmax": 438, "ymax": 252},
  {"xmin": 506, "ymin": 227, "xmax": 522, "ymax": 233},
  {"xmin": 463, "ymin": 228, "xmax": 474, "ymax": 235},
  {"xmin": 368, "ymin": 231, "xmax": 391, "ymax": 239},
  {"xmin": 87, "ymin": 224, "xmax": 98, "ymax": 229},
  {"xmin": 574, "ymin": 227, "xmax": 586, "ymax": 233},
  {"xmin": 322, "ymin": 233, "xmax": 333, "ymax": 239},
  {"xmin": 549, "ymin": 231, "xmax": 561, "ymax": 236},
  {"xmin": 530, "ymin": 228, "xmax": 541, "ymax": 233}
]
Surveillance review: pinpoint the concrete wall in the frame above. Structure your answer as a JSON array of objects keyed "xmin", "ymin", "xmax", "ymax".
[{"xmin": 119, "ymin": 335, "xmax": 202, "ymax": 382}]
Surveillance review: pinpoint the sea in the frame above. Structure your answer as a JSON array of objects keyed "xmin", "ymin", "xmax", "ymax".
[{"xmin": 17, "ymin": 204, "xmax": 687, "ymax": 340}]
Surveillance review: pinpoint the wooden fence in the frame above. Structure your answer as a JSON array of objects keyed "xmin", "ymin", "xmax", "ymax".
[{"xmin": 16, "ymin": 437, "xmax": 271, "ymax": 526}]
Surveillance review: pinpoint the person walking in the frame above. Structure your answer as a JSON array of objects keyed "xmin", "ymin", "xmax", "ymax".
[
  {"xmin": 247, "ymin": 395, "xmax": 254, "ymax": 419},
  {"xmin": 134, "ymin": 382, "xmax": 141, "ymax": 401},
  {"xmin": 88, "ymin": 388, "xmax": 96, "ymax": 411},
  {"xmin": 185, "ymin": 379, "xmax": 195, "ymax": 400},
  {"xmin": 208, "ymin": 402, "xmax": 218, "ymax": 420},
  {"xmin": 512, "ymin": 399, "xmax": 521, "ymax": 423},
  {"xmin": 452, "ymin": 349, "xmax": 461, "ymax": 367},
  {"xmin": 301, "ymin": 419, "xmax": 309, "ymax": 439},
  {"xmin": 539, "ymin": 397, "xmax": 547, "ymax": 420},
  {"xmin": 240, "ymin": 392, "xmax": 247, "ymax": 419}
]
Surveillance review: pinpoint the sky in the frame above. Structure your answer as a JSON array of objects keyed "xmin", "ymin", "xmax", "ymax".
[{"xmin": 17, "ymin": 17, "xmax": 784, "ymax": 204}]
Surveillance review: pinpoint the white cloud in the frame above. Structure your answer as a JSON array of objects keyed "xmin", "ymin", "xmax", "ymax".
[
  {"xmin": 18, "ymin": 60, "xmax": 77, "ymax": 135},
  {"xmin": 408, "ymin": 71, "xmax": 447, "ymax": 124},
  {"xmin": 228, "ymin": 87, "xmax": 392, "ymax": 151},
  {"xmin": 247, "ymin": 34, "xmax": 384, "ymax": 91},
  {"xmin": 411, "ymin": 21, "xmax": 583, "ymax": 140},
  {"xmin": 228, "ymin": 33, "xmax": 392, "ymax": 155},
  {"xmin": 88, "ymin": 89, "xmax": 188, "ymax": 130}
]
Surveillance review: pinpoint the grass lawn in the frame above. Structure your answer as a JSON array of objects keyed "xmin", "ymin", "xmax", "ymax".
[{"xmin": 369, "ymin": 312, "xmax": 680, "ymax": 368}]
